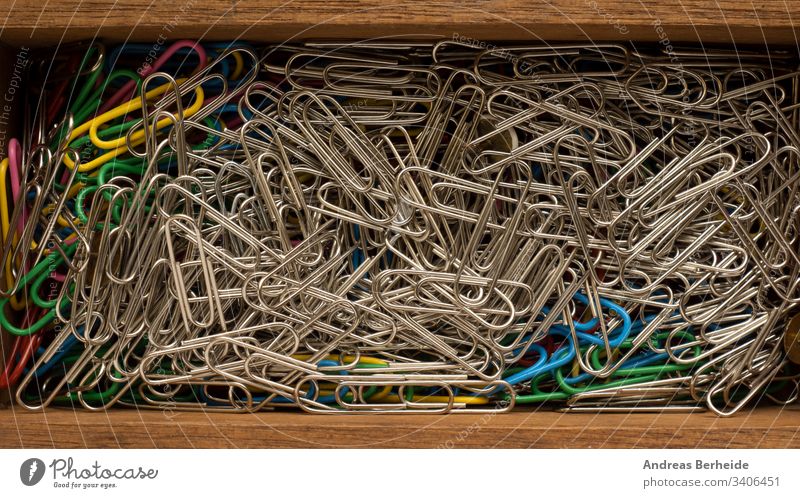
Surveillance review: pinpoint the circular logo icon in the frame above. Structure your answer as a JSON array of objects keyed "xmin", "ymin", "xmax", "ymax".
[{"xmin": 20, "ymin": 458, "xmax": 46, "ymax": 486}]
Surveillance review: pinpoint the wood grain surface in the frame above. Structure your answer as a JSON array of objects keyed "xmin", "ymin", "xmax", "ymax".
[
  {"xmin": 1, "ymin": 405, "xmax": 798, "ymax": 448},
  {"xmin": 0, "ymin": 44, "xmax": 22, "ymax": 406},
  {"xmin": 0, "ymin": 1, "xmax": 797, "ymax": 45}
]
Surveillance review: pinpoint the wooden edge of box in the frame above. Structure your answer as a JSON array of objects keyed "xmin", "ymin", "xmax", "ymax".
[{"xmin": 1, "ymin": 0, "xmax": 800, "ymax": 46}]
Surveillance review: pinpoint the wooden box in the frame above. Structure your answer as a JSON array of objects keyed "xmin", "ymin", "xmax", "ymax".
[{"xmin": 0, "ymin": 0, "xmax": 798, "ymax": 448}]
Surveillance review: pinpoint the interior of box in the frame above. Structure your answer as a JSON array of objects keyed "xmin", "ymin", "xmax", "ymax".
[{"xmin": 0, "ymin": 0, "xmax": 799, "ymax": 448}]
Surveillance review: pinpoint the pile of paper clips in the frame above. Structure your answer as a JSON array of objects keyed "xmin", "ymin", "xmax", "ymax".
[{"xmin": 1, "ymin": 40, "xmax": 798, "ymax": 415}]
